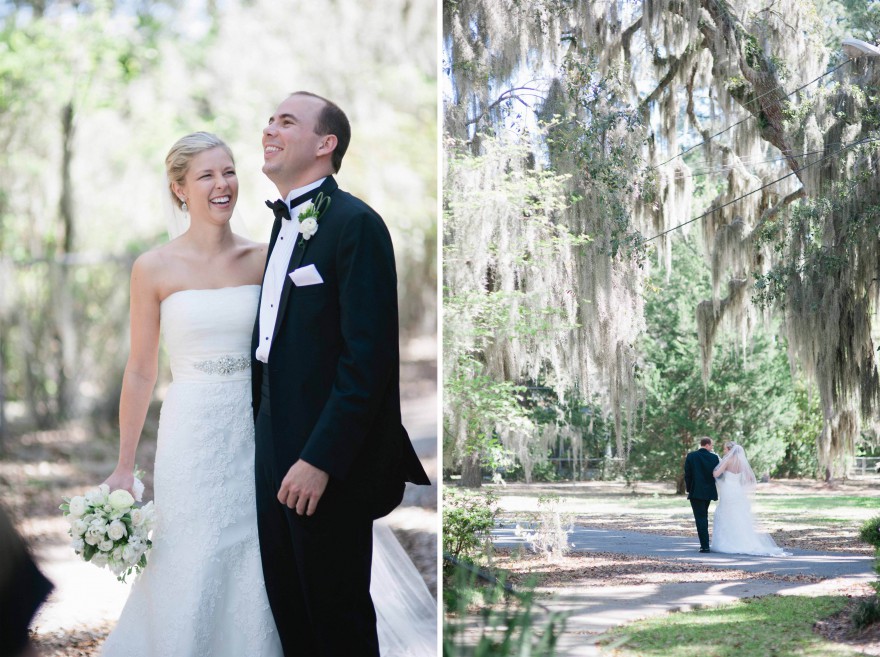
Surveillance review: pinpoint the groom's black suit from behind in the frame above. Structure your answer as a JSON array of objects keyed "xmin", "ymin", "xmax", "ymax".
[
  {"xmin": 684, "ymin": 447, "xmax": 720, "ymax": 551},
  {"xmin": 251, "ymin": 176, "xmax": 429, "ymax": 656}
]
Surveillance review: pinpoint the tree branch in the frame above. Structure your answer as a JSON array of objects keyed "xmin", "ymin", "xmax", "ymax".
[{"xmin": 465, "ymin": 85, "xmax": 546, "ymax": 127}]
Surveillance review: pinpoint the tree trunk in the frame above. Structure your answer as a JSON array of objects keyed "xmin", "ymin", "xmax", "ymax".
[
  {"xmin": 55, "ymin": 101, "xmax": 77, "ymax": 420},
  {"xmin": 460, "ymin": 451, "xmax": 482, "ymax": 488},
  {"xmin": 675, "ymin": 473, "xmax": 686, "ymax": 495}
]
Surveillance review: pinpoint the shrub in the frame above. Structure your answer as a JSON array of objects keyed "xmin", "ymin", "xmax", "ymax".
[
  {"xmin": 443, "ymin": 564, "xmax": 565, "ymax": 656},
  {"xmin": 443, "ymin": 487, "xmax": 498, "ymax": 564},
  {"xmin": 514, "ymin": 494, "xmax": 574, "ymax": 561},
  {"xmin": 858, "ymin": 516, "xmax": 880, "ymax": 550},
  {"xmin": 852, "ymin": 597, "xmax": 880, "ymax": 631}
]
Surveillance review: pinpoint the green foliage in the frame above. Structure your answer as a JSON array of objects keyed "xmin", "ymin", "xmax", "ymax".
[
  {"xmin": 631, "ymin": 238, "xmax": 816, "ymax": 487},
  {"xmin": 851, "ymin": 596, "xmax": 880, "ymax": 631},
  {"xmin": 444, "ymin": 565, "xmax": 565, "ymax": 657},
  {"xmin": 773, "ymin": 381, "xmax": 822, "ymax": 478},
  {"xmin": 442, "ymin": 487, "xmax": 499, "ymax": 564},
  {"xmin": 549, "ymin": 51, "xmax": 649, "ymax": 261},
  {"xmin": 443, "ymin": 129, "xmax": 587, "ymax": 477},
  {"xmin": 752, "ymin": 144, "xmax": 880, "ymax": 309},
  {"xmin": 859, "ymin": 516, "xmax": 880, "ymax": 550},
  {"xmin": 856, "ymin": 515, "xmax": 880, "ymax": 623}
]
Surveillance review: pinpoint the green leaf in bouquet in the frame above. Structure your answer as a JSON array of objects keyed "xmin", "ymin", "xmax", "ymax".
[
  {"xmin": 59, "ymin": 502, "xmax": 70, "ymax": 513},
  {"xmin": 83, "ymin": 543, "xmax": 97, "ymax": 561}
]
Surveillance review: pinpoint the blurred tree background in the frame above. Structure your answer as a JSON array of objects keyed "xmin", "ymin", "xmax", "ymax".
[{"xmin": 0, "ymin": 0, "xmax": 437, "ymax": 439}]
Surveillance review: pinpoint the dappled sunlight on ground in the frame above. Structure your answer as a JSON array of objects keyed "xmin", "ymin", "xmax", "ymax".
[{"xmin": 489, "ymin": 478, "xmax": 879, "ymax": 554}]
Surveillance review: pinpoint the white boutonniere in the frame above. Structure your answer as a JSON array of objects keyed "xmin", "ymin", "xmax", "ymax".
[{"xmin": 297, "ymin": 192, "xmax": 331, "ymax": 246}]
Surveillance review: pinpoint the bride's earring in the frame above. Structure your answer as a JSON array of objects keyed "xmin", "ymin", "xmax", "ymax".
[{"xmin": 180, "ymin": 198, "xmax": 188, "ymax": 213}]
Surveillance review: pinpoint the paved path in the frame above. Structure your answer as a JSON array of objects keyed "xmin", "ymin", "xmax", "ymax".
[
  {"xmin": 495, "ymin": 526, "xmax": 875, "ymax": 578},
  {"xmin": 484, "ymin": 526, "xmax": 875, "ymax": 656}
]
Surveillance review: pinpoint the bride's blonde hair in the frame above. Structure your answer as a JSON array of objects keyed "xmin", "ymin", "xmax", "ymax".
[{"xmin": 165, "ymin": 132, "xmax": 234, "ymax": 209}]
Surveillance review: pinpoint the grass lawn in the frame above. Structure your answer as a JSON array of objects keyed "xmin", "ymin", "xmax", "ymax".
[{"xmin": 600, "ymin": 595, "xmax": 863, "ymax": 657}]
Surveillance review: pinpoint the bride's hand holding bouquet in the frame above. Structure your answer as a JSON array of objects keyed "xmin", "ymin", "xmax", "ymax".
[{"xmin": 60, "ymin": 472, "xmax": 155, "ymax": 582}]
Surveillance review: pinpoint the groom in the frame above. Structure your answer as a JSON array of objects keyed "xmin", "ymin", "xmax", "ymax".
[
  {"xmin": 251, "ymin": 91, "xmax": 430, "ymax": 656},
  {"xmin": 684, "ymin": 436, "xmax": 720, "ymax": 553}
]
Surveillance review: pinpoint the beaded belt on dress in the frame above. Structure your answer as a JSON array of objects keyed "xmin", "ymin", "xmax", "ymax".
[{"xmin": 193, "ymin": 355, "xmax": 250, "ymax": 376}]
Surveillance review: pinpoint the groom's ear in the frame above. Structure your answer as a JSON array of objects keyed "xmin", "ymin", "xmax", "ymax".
[{"xmin": 316, "ymin": 134, "xmax": 338, "ymax": 158}]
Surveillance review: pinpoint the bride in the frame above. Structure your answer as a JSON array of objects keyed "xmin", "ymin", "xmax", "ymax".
[
  {"xmin": 100, "ymin": 132, "xmax": 435, "ymax": 656},
  {"xmin": 711, "ymin": 441, "xmax": 787, "ymax": 556}
]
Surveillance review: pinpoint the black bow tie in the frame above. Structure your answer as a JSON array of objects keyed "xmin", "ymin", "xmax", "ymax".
[{"xmin": 266, "ymin": 198, "xmax": 291, "ymax": 221}]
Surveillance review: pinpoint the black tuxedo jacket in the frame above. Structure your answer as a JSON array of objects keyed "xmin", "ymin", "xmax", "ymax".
[
  {"xmin": 684, "ymin": 448, "xmax": 720, "ymax": 501},
  {"xmin": 251, "ymin": 176, "xmax": 429, "ymax": 518}
]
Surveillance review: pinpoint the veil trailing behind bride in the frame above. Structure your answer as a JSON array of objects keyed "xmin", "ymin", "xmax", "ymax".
[{"xmin": 711, "ymin": 442, "xmax": 787, "ymax": 556}]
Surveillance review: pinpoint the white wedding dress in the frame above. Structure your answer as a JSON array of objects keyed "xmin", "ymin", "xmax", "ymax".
[
  {"xmin": 711, "ymin": 471, "xmax": 786, "ymax": 556},
  {"xmin": 101, "ymin": 285, "xmax": 436, "ymax": 657}
]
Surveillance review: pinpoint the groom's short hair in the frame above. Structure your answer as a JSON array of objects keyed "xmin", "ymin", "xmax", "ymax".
[
  {"xmin": 291, "ymin": 91, "xmax": 351, "ymax": 173},
  {"xmin": 699, "ymin": 437, "xmax": 713, "ymax": 447}
]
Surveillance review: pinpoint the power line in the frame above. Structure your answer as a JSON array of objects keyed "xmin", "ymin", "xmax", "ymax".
[
  {"xmin": 642, "ymin": 135, "xmax": 880, "ymax": 243},
  {"xmin": 667, "ymin": 147, "xmax": 838, "ymax": 179},
  {"xmin": 651, "ymin": 58, "xmax": 853, "ymax": 170}
]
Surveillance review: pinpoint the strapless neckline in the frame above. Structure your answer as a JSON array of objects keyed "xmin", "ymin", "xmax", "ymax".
[{"xmin": 161, "ymin": 284, "xmax": 261, "ymax": 306}]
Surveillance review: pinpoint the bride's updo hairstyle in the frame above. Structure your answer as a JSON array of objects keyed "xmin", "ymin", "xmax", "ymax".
[
  {"xmin": 724, "ymin": 440, "xmax": 736, "ymax": 451},
  {"xmin": 165, "ymin": 132, "xmax": 234, "ymax": 210}
]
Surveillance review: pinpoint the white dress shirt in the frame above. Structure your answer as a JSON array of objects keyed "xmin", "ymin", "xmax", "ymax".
[{"xmin": 255, "ymin": 178, "xmax": 326, "ymax": 364}]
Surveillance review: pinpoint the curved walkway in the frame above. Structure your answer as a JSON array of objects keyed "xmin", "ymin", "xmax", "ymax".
[{"xmin": 491, "ymin": 527, "xmax": 875, "ymax": 656}]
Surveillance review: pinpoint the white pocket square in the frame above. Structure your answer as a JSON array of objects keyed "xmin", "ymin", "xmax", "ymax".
[{"xmin": 289, "ymin": 264, "xmax": 324, "ymax": 286}]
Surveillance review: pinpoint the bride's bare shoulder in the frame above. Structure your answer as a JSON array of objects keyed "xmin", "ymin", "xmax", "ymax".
[{"xmin": 234, "ymin": 235, "xmax": 268, "ymax": 268}]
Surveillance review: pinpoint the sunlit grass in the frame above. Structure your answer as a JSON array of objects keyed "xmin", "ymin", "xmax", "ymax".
[
  {"xmin": 494, "ymin": 487, "xmax": 879, "ymax": 527},
  {"xmin": 600, "ymin": 596, "xmax": 861, "ymax": 657}
]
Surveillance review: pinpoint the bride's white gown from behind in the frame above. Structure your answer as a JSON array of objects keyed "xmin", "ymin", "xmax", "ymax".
[
  {"xmin": 101, "ymin": 285, "xmax": 436, "ymax": 657},
  {"xmin": 711, "ymin": 446, "xmax": 786, "ymax": 557}
]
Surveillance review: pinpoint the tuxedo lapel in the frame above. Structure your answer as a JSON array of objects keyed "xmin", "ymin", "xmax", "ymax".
[{"xmin": 269, "ymin": 176, "xmax": 339, "ymax": 346}]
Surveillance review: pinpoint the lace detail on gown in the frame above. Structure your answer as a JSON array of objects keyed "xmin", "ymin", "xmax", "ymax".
[
  {"xmin": 101, "ymin": 285, "xmax": 437, "ymax": 656},
  {"xmin": 711, "ymin": 471, "xmax": 787, "ymax": 556},
  {"xmin": 101, "ymin": 286, "xmax": 282, "ymax": 657}
]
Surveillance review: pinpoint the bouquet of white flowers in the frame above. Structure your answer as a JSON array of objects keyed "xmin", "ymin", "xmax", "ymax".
[{"xmin": 60, "ymin": 478, "xmax": 155, "ymax": 582}]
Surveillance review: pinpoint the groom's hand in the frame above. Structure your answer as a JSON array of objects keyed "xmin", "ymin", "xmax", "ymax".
[{"xmin": 278, "ymin": 460, "xmax": 330, "ymax": 516}]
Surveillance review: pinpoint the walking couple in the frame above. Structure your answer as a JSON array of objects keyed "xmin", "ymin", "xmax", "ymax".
[
  {"xmin": 685, "ymin": 437, "xmax": 787, "ymax": 556},
  {"xmin": 100, "ymin": 92, "xmax": 435, "ymax": 656}
]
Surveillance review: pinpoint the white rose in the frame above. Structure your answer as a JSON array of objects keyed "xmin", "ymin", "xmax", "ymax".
[
  {"xmin": 107, "ymin": 520, "xmax": 127, "ymax": 541},
  {"xmin": 70, "ymin": 537, "xmax": 85, "ymax": 552},
  {"xmin": 130, "ymin": 508, "xmax": 145, "ymax": 527},
  {"xmin": 109, "ymin": 489, "xmax": 134, "ymax": 511},
  {"xmin": 84, "ymin": 487, "xmax": 105, "ymax": 506},
  {"xmin": 99, "ymin": 483, "xmax": 110, "ymax": 497},
  {"xmin": 109, "ymin": 559, "xmax": 126, "ymax": 576},
  {"xmin": 71, "ymin": 518, "xmax": 88, "ymax": 536},
  {"xmin": 122, "ymin": 544, "xmax": 137, "ymax": 563},
  {"xmin": 84, "ymin": 526, "xmax": 103, "ymax": 546},
  {"xmin": 68, "ymin": 496, "xmax": 87, "ymax": 517},
  {"xmin": 98, "ymin": 539, "xmax": 114, "ymax": 552},
  {"xmin": 141, "ymin": 501, "xmax": 156, "ymax": 530},
  {"xmin": 299, "ymin": 200, "xmax": 315, "ymax": 216},
  {"xmin": 299, "ymin": 217, "xmax": 319, "ymax": 240},
  {"xmin": 132, "ymin": 478, "xmax": 145, "ymax": 503},
  {"xmin": 91, "ymin": 552, "xmax": 109, "ymax": 567}
]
